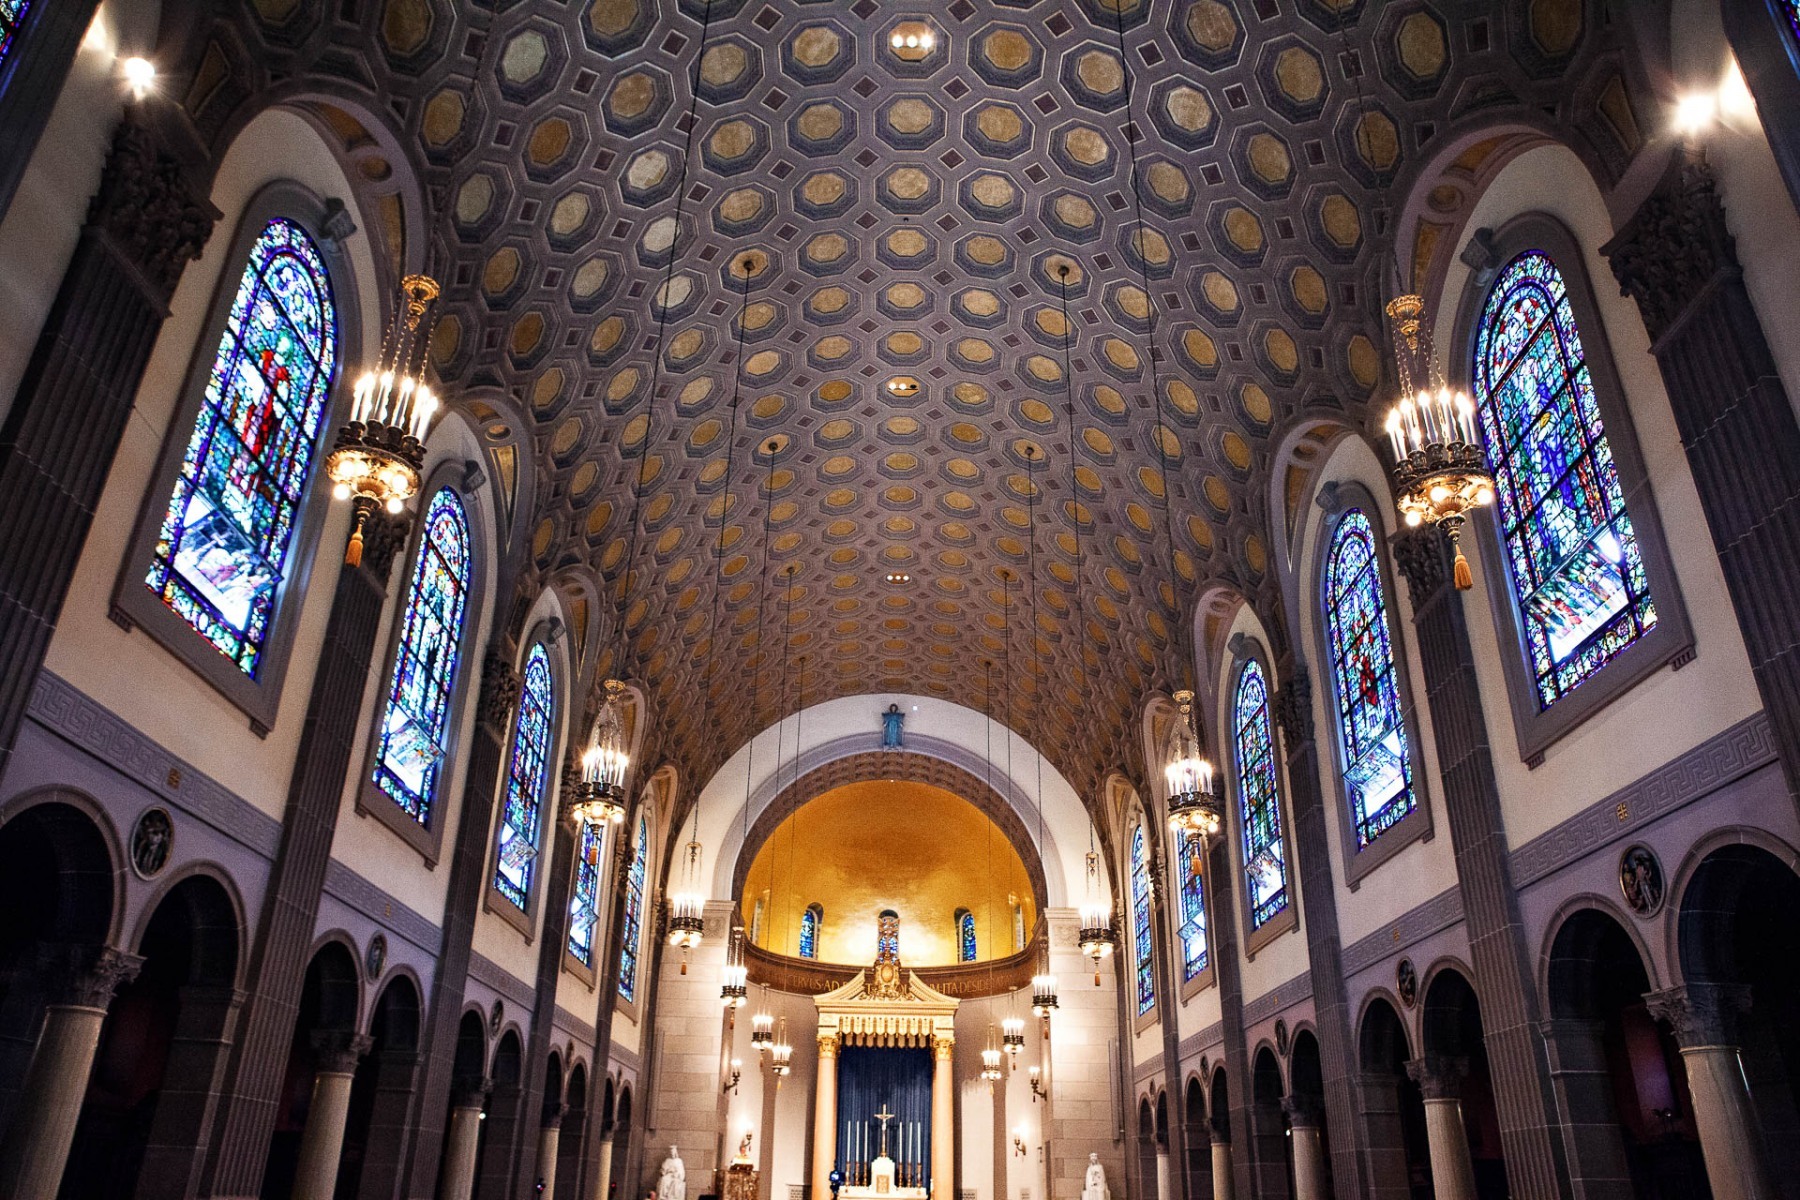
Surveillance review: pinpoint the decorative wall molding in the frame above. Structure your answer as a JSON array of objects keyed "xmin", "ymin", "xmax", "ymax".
[
  {"xmin": 553, "ymin": 1009, "xmax": 599, "ymax": 1052},
  {"xmin": 470, "ymin": 950, "xmax": 538, "ymax": 1012},
  {"xmin": 1342, "ymin": 889, "xmax": 1465, "ymax": 979},
  {"xmin": 1178, "ymin": 1023, "xmax": 1224, "ymax": 1061},
  {"xmin": 1241, "ymin": 974, "xmax": 1313, "ymax": 1028},
  {"xmin": 321, "ymin": 859, "xmax": 440, "ymax": 957},
  {"xmin": 608, "ymin": 1043, "xmax": 642, "ymax": 1076}
]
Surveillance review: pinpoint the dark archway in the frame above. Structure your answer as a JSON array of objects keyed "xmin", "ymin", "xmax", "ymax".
[
  {"xmin": 263, "ymin": 941, "xmax": 360, "ymax": 1199},
  {"xmin": 439, "ymin": 1010, "xmax": 490, "ymax": 1196},
  {"xmin": 557, "ymin": 1063, "xmax": 588, "ymax": 1200},
  {"xmin": 341, "ymin": 974, "xmax": 422, "ymax": 1199},
  {"xmin": 475, "ymin": 1029, "xmax": 525, "ymax": 1200},
  {"xmin": 1249, "ymin": 1047, "xmax": 1290, "ymax": 1200},
  {"xmin": 1357, "ymin": 997, "xmax": 1429, "ymax": 1200},
  {"xmin": 0, "ymin": 801, "xmax": 117, "ymax": 1132},
  {"xmin": 1209, "ymin": 1066, "xmax": 1230, "ymax": 1143},
  {"xmin": 612, "ymin": 1085, "xmax": 633, "ymax": 1200},
  {"xmin": 59, "ymin": 872, "xmax": 238, "ymax": 1200},
  {"xmin": 1288, "ymin": 1031, "xmax": 1332, "ymax": 1199},
  {"xmin": 1421, "ymin": 969, "xmax": 1506, "ymax": 1200},
  {"xmin": 1547, "ymin": 907, "xmax": 1705, "ymax": 1199},
  {"xmin": 535, "ymin": 1050, "xmax": 564, "ymax": 1196},
  {"xmin": 1676, "ymin": 843, "xmax": 1800, "ymax": 1186},
  {"xmin": 1182, "ymin": 1075, "xmax": 1211, "ymax": 1200},
  {"xmin": 1136, "ymin": 1096, "xmax": 1156, "ymax": 1200}
]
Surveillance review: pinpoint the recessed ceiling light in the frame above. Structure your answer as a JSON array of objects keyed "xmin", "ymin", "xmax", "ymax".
[
  {"xmin": 885, "ymin": 376, "xmax": 921, "ymax": 397},
  {"xmin": 884, "ymin": 572, "xmax": 912, "ymax": 585},
  {"xmin": 888, "ymin": 21, "xmax": 938, "ymax": 62}
]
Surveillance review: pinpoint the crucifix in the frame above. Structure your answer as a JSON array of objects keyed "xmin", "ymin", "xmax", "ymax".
[{"xmin": 874, "ymin": 1105, "xmax": 896, "ymax": 1158}]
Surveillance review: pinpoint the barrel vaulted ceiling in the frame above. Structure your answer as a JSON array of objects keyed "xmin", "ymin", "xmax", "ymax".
[{"xmin": 189, "ymin": 0, "xmax": 1646, "ymax": 800}]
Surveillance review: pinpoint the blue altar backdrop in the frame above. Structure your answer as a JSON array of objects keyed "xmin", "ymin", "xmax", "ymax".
[{"xmin": 836, "ymin": 1045, "xmax": 934, "ymax": 1187}]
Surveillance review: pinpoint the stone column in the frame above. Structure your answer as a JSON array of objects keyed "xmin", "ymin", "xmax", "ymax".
[
  {"xmin": 292, "ymin": 1031, "xmax": 374, "ymax": 1200},
  {"xmin": 1390, "ymin": 529, "xmax": 1570, "ymax": 1199},
  {"xmin": 814, "ymin": 1034, "xmax": 840, "ymax": 1200},
  {"xmin": 931, "ymin": 1035, "xmax": 955, "ymax": 1200},
  {"xmin": 1283, "ymin": 1100, "xmax": 1327, "ymax": 1200},
  {"xmin": 1351, "ymin": 1072, "xmax": 1411, "ymax": 1200},
  {"xmin": 1406, "ymin": 1058, "xmax": 1476, "ymax": 1200},
  {"xmin": 1155, "ymin": 1148, "xmax": 1172, "ymax": 1200},
  {"xmin": 538, "ymin": 1113, "xmax": 564, "ymax": 1200},
  {"xmin": 1645, "ymin": 984, "xmax": 1776, "ymax": 1200},
  {"xmin": 443, "ymin": 1079, "xmax": 492, "ymax": 1200},
  {"xmin": 1604, "ymin": 152, "xmax": 1800, "ymax": 808},
  {"xmin": 1208, "ymin": 1125, "xmax": 1234, "ymax": 1200},
  {"xmin": 591, "ymin": 1135, "xmax": 615, "ymax": 1200},
  {"xmin": 1540, "ymin": 1019, "xmax": 1633, "ymax": 1199},
  {"xmin": 0, "ymin": 946, "xmax": 142, "ymax": 1200}
]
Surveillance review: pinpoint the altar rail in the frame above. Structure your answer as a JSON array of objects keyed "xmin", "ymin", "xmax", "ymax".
[{"xmin": 744, "ymin": 927, "xmax": 1043, "ymax": 998}]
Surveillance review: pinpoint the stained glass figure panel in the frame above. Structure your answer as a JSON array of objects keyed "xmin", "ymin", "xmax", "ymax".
[
  {"xmin": 618, "ymin": 816, "xmax": 647, "ymax": 1002},
  {"xmin": 372, "ymin": 489, "xmax": 471, "ymax": 824},
  {"xmin": 568, "ymin": 819, "xmax": 604, "ymax": 966},
  {"xmin": 1234, "ymin": 660, "xmax": 1289, "ymax": 928},
  {"xmin": 1325, "ymin": 509, "xmax": 1416, "ymax": 849},
  {"xmin": 1788, "ymin": 0, "xmax": 1800, "ymax": 43},
  {"xmin": 1178, "ymin": 837, "xmax": 1209, "ymax": 980},
  {"xmin": 957, "ymin": 909, "xmax": 977, "ymax": 963},
  {"xmin": 494, "ymin": 645, "xmax": 554, "ymax": 910},
  {"xmin": 799, "ymin": 905, "xmax": 821, "ymax": 960},
  {"xmin": 1474, "ymin": 250, "xmax": 1657, "ymax": 709},
  {"xmin": 1131, "ymin": 823, "xmax": 1154, "ymax": 1014},
  {"xmin": 144, "ymin": 218, "xmax": 338, "ymax": 675},
  {"xmin": 0, "ymin": 0, "xmax": 31, "ymax": 73}
]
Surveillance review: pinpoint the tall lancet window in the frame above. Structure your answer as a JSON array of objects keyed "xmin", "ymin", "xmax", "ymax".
[
  {"xmin": 1177, "ymin": 845, "xmax": 1208, "ymax": 980},
  {"xmin": 494, "ymin": 644, "xmax": 554, "ymax": 910},
  {"xmin": 618, "ymin": 815, "xmax": 647, "ymax": 1002},
  {"xmin": 372, "ymin": 489, "xmax": 471, "ymax": 824},
  {"xmin": 1473, "ymin": 250, "xmax": 1657, "ymax": 708},
  {"xmin": 1131, "ymin": 823, "xmax": 1154, "ymax": 1014},
  {"xmin": 568, "ymin": 819, "xmax": 603, "ymax": 966},
  {"xmin": 1788, "ymin": 0, "xmax": 1800, "ymax": 41},
  {"xmin": 0, "ymin": 1, "xmax": 32, "ymax": 74},
  {"xmin": 799, "ymin": 903, "xmax": 823, "ymax": 960},
  {"xmin": 145, "ymin": 218, "xmax": 337, "ymax": 675},
  {"xmin": 956, "ymin": 908, "xmax": 977, "ymax": 963},
  {"xmin": 1234, "ymin": 660, "xmax": 1289, "ymax": 928},
  {"xmin": 1325, "ymin": 509, "xmax": 1415, "ymax": 849}
]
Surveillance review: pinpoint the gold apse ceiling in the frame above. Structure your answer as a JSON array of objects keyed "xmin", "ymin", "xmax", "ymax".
[{"xmin": 194, "ymin": 0, "xmax": 1644, "ymax": 799}]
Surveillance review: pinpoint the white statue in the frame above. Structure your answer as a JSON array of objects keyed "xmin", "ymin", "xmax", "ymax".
[
  {"xmin": 1082, "ymin": 1153, "xmax": 1110, "ymax": 1200},
  {"xmin": 657, "ymin": 1146, "xmax": 686, "ymax": 1200}
]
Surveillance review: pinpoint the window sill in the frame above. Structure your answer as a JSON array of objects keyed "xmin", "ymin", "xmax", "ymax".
[
  {"xmin": 1243, "ymin": 903, "xmax": 1298, "ymax": 960},
  {"xmin": 355, "ymin": 780, "xmax": 444, "ymax": 866},
  {"xmin": 1344, "ymin": 801, "xmax": 1433, "ymax": 891}
]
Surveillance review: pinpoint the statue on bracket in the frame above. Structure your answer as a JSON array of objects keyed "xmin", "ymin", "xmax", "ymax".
[
  {"xmin": 881, "ymin": 703, "xmax": 906, "ymax": 749},
  {"xmin": 657, "ymin": 1146, "xmax": 686, "ymax": 1200},
  {"xmin": 1083, "ymin": 1153, "xmax": 1110, "ymax": 1200}
]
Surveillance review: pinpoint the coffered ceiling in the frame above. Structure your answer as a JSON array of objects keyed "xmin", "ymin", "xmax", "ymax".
[{"xmin": 189, "ymin": 0, "xmax": 1645, "ymax": 800}]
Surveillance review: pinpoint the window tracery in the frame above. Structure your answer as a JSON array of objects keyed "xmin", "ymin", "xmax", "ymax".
[
  {"xmin": 1234, "ymin": 659, "xmax": 1289, "ymax": 928},
  {"xmin": 494, "ymin": 644, "xmax": 553, "ymax": 910},
  {"xmin": 1473, "ymin": 250, "xmax": 1657, "ymax": 708},
  {"xmin": 144, "ymin": 218, "xmax": 337, "ymax": 675},
  {"xmin": 0, "ymin": 0, "xmax": 29, "ymax": 71},
  {"xmin": 1325, "ymin": 509, "xmax": 1415, "ymax": 849}
]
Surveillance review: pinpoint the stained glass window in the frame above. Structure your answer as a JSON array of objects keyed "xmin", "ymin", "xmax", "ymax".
[
  {"xmin": 1131, "ymin": 823, "xmax": 1154, "ymax": 1014},
  {"xmin": 494, "ymin": 645, "xmax": 554, "ymax": 910},
  {"xmin": 618, "ymin": 816, "xmax": 647, "ymax": 1002},
  {"xmin": 1013, "ymin": 904, "xmax": 1026, "ymax": 951},
  {"xmin": 957, "ymin": 909, "xmax": 977, "ymax": 962},
  {"xmin": 0, "ymin": 0, "xmax": 29, "ymax": 70},
  {"xmin": 1177, "ymin": 837, "xmax": 1208, "ymax": 980},
  {"xmin": 1788, "ymin": 0, "xmax": 1800, "ymax": 44},
  {"xmin": 1473, "ymin": 250, "xmax": 1657, "ymax": 708},
  {"xmin": 567, "ymin": 819, "xmax": 604, "ymax": 966},
  {"xmin": 799, "ymin": 904, "xmax": 822, "ymax": 960},
  {"xmin": 1325, "ymin": 509, "xmax": 1416, "ymax": 849},
  {"xmin": 1234, "ymin": 660, "xmax": 1289, "ymax": 928},
  {"xmin": 144, "ymin": 218, "xmax": 337, "ymax": 675},
  {"xmin": 372, "ymin": 489, "xmax": 471, "ymax": 824}
]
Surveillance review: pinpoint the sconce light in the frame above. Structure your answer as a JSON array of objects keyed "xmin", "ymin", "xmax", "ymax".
[
  {"xmin": 1029, "ymin": 1064, "xmax": 1046, "ymax": 1103},
  {"xmin": 723, "ymin": 1057, "xmax": 742, "ymax": 1096},
  {"xmin": 1012, "ymin": 1127, "xmax": 1029, "ymax": 1157}
]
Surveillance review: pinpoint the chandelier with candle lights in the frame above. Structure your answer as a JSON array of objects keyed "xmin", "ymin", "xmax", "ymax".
[
  {"xmin": 327, "ymin": 274, "xmax": 442, "ymax": 566},
  {"xmin": 667, "ymin": 832, "xmax": 706, "ymax": 968},
  {"xmin": 1078, "ymin": 845, "xmax": 1116, "ymax": 985},
  {"xmin": 567, "ymin": 678, "xmax": 630, "ymax": 827},
  {"xmin": 1381, "ymin": 294, "xmax": 1495, "ymax": 591},
  {"xmin": 1163, "ymin": 690, "xmax": 1221, "ymax": 845},
  {"xmin": 721, "ymin": 923, "xmax": 748, "ymax": 1009}
]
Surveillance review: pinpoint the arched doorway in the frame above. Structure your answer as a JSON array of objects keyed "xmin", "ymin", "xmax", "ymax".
[
  {"xmin": 1420, "ymin": 969, "xmax": 1506, "ymax": 1200},
  {"xmin": 340, "ymin": 974, "xmax": 422, "ymax": 1199},
  {"xmin": 1288, "ymin": 1031, "xmax": 1331, "ymax": 1199},
  {"xmin": 1208, "ymin": 1066, "xmax": 1232, "ymax": 1193},
  {"xmin": 263, "ymin": 941, "xmax": 361, "ymax": 1198},
  {"xmin": 438, "ymin": 1010, "xmax": 490, "ymax": 1198},
  {"xmin": 1249, "ymin": 1047, "xmax": 1290, "ymax": 1199},
  {"xmin": 537, "ymin": 1050, "xmax": 564, "ymax": 1197},
  {"xmin": 475, "ymin": 1029, "xmax": 525, "ymax": 1200},
  {"xmin": 1183, "ymin": 1075, "xmax": 1211, "ymax": 1200},
  {"xmin": 60, "ymin": 872, "xmax": 238, "ymax": 1200},
  {"xmin": 556, "ymin": 1062, "xmax": 588, "ymax": 1200},
  {"xmin": 1356, "ymin": 997, "xmax": 1429, "ymax": 1199},
  {"xmin": 1672, "ymin": 843, "xmax": 1800, "ymax": 1190},
  {"xmin": 1136, "ymin": 1097, "xmax": 1156, "ymax": 1200},
  {"xmin": 612, "ymin": 1086, "xmax": 633, "ymax": 1200}
]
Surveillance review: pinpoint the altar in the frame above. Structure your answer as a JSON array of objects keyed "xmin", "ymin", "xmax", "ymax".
[{"xmin": 812, "ymin": 913, "xmax": 958, "ymax": 1200}]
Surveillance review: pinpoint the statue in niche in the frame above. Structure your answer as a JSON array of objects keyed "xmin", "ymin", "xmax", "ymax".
[
  {"xmin": 881, "ymin": 703, "xmax": 905, "ymax": 748},
  {"xmin": 736, "ymin": 1130, "xmax": 755, "ymax": 1163},
  {"xmin": 657, "ymin": 1146, "xmax": 686, "ymax": 1200},
  {"xmin": 1083, "ymin": 1154, "xmax": 1110, "ymax": 1200}
]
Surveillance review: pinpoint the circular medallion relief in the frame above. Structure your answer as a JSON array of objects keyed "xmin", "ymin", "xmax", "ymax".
[
  {"xmin": 1619, "ymin": 844, "xmax": 1665, "ymax": 917},
  {"xmin": 1396, "ymin": 958, "xmax": 1418, "ymax": 1009},
  {"xmin": 365, "ymin": 933, "xmax": 388, "ymax": 981},
  {"xmin": 130, "ymin": 807, "xmax": 174, "ymax": 880},
  {"xmin": 490, "ymin": 998, "xmax": 505, "ymax": 1035}
]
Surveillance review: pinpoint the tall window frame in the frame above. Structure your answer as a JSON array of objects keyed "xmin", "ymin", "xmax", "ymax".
[
  {"xmin": 955, "ymin": 908, "xmax": 977, "ymax": 963},
  {"xmin": 114, "ymin": 186, "xmax": 359, "ymax": 731},
  {"xmin": 617, "ymin": 813, "xmax": 648, "ymax": 1007},
  {"xmin": 491, "ymin": 640, "xmax": 558, "ymax": 930},
  {"xmin": 1721, "ymin": 0, "xmax": 1800, "ymax": 217},
  {"xmin": 1453, "ymin": 216, "xmax": 1690, "ymax": 763},
  {"xmin": 1175, "ymin": 833, "xmax": 1209, "ymax": 985},
  {"xmin": 0, "ymin": 0, "xmax": 100, "ymax": 222},
  {"xmin": 357, "ymin": 473, "xmax": 483, "ymax": 862},
  {"xmin": 1130, "ymin": 821, "xmax": 1155, "ymax": 1017},
  {"xmin": 1230, "ymin": 651, "xmax": 1296, "ymax": 954},
  {"xmin": 1314, "ymin": 485, "xmax": 1434, "ymax": 886},
  {"xmin": 566, "ymin": 816, "xmax": 606, "ymax": 978},
  {"xmin": 799, "ymin": 903, "xmax": 823, "ymax": 960}
]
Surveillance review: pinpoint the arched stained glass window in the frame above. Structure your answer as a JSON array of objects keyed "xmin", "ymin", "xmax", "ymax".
[
  {"xmin": 1325, "ymin": 509, "xmax": 1415, "ymax": 849},
  {"xmin": 1787, "ymin": 0, "xmax": 1800, "ymax": 42},
  {"xmin": 1473, "ymin": 250, "xmax": 1658, "ymax": 708},
  {"xmin": 144, "ymin": 218, "xmax": 338, "ymax": 675},
  {"xmin": 618, "ymin": 816, "xmax": 647, "ymax": 1002},
  {"xmin": 0, "ymin": 1, "xmax": 30, "ymax": 70},
  {"xmin": 494, "ymin": 644, "xmax": 554, "ymax": 910},
  {"xmin": 567, "ymin": 819, "xmax": 603, "ymax": 966},
  {"xmin": 1131, "ymin": 823, "xmax": 1154, "ymax": 1015},
  {"xmin": 372, "ymin": 489, "xmax": 471, "ymax": 824},
  {"xmin": 1234, "ymin": 660, "xmax": 1289, "ymax": 928},
  {"xmin": 799, "ymin": 903, "xmax": 822, "ymax": 960},
  {"xmin": 1177, "ymin": 839, "xmax": 1208, "ymax": 980},
  {"xmin": 956, "ymin": 908, "xmax": 977, "ymax": 962}
]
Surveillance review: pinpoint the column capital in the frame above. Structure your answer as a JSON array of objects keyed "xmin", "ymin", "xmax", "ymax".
[
  {"xmin": 818, "ymin": 1033, "xmax": 840, "ymax": 1059},
  {"xmin": 1280, "ymin": 1095, "xmax": 1322, "ymax": 1130},
  {"xmin": 1603, "ymin": 153, "xmax": 1738, "ymax": 343},
  {"xmin": 1405, "ymin": 1055, "xmax": 1468, "ymax": 1101},
  {"xmin": 311, "ymin": 1030, "xmax": 375, "ymax": 1075},
  {"xmin": 1391, "ymin": 527, "xmax": 1452, "ymax": 611},
  {"xmin": 1644, "ymin": 982, "xmax": 1753, "ymax": 1049},
  {"xmin": 933, "ymin": 1035, "xmax": 954, "ymax": 1060},
  {"xmin": 542, "ymin": 1104, "xmax": 567, "ymax": 1131},
  {"xmin": 1272, "ymin": 668, "xmax": 1313, "ymax": 747},
  {"xmin": 477, "ymin": 645, "xmax": 523, "ymax": 734},
  {"xmin": 452, "ymin": 1075, "xmax": 494, "ymax": 1110},
  {"xmin": 87, "ymin": 112, "xmax": 217, "ymax": 300},
  {"xmin": 1207, "ymin": 1117, "xmax": 1229, "ymax": 1145},
  {"xmin": 44, "ymin": 943, "xmax": 143, "ymax": 1009}
]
